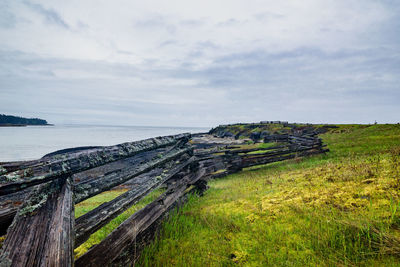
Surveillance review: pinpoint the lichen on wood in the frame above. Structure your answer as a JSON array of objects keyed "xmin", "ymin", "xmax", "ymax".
[
  {"xmin": 0, "ymin": 133, "xmax": 190, "ymax": 196},
  {"xmin": 0, "ymin": 166, "xmax": 7, "ymax": 176},
  {"xmin": 0, "ymin": 176, "xmax": 74, "ymax": 266},
  {"xmin": 74, "ymin": 146, "xmax": 192, "ymax": 203},
  {"xmin": 74, "ymin": 154, "xmax": 194, "ymax": 247}
]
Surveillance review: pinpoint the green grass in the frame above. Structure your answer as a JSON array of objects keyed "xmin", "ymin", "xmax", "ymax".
[
  {"xmin": 74, "ymin": 188, "xmax": 164, "ymax": 258},
  {"xmin": 258, "ymin": 142, "xmax": 278, "ymax": 149},
  {"xmin": 138, "ymin": 124, "xmax": 400, "ymax": 266}
]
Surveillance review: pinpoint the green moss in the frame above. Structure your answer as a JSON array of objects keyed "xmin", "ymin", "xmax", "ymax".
[{"xmin": 0, "ymin": 236, "xmax": 5, "ymax": 249}]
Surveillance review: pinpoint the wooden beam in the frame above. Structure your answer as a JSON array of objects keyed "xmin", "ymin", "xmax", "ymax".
[
  {"xmin": 0, "ymin": 188, "xmax": 31, "ymax": 235},
  {"xmin": 0, "ymin": 133, "xmax": 190, "ymax": 196},
  {"xmin": 74, "ymin": 146, "xmax": 192, "ymax": 203},
  {"xmin": 0, "ymin": 160, "xmax": 40, "ymax": 174},
  {"xmin": 0, "ymin": 147, "xmax": 168, "ymax": 235},
  {"xmin": 239, "ymin": 144, "xmax": 322, "ymax": 160},
  {"xmin": 75, "ymin": 165, "xmax": 207, "ymax": 266},
  {"xmin": 0, "ymin": 177, "xmax": 74, "ymax": 267},
  {"xmin": 74, "ymin": 155, "xmax": 194, "ymax": 247},
  {"xmin": 240, "ymin": 148, "xmax": 327, "ymax": 168}
]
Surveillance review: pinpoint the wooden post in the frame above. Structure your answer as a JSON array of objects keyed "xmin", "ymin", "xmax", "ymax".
[{"xmin": 0, "ymin": 177, "xmax": 74, "ymax": 267}]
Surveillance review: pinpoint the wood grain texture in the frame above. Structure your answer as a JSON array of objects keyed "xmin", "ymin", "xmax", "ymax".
[
  {"xmin": 74, "ymin": 154, "xmax": 194, "ymax": 247},
  {"xmin": 0, "ymin": 133, "xmax": 190, "ymax": 196},
  {"xmin": 0, "ymin": 177, "xmax": 74, "ymax": 267},
  {"xmin": 74, "ymin": 146, "xmax": 192, "ymax": 203},
  {"xmin": 0, "ymin": 188, "xmax": 31, "ymax": 235},
  {"xmin": 75, "ymin": 164, "xmax": 207, "ymax": 267},
  {"xmin": 0, "ymin": 147, "xmax": 170, "ymax": 233}
]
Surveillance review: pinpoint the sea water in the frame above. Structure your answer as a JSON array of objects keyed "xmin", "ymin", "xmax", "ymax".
[{"xmin": 0, "ymin": 124, "xmax": 209, "ymax": 162}]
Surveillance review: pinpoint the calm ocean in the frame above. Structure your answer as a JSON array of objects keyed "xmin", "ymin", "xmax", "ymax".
[{"xmin": 0, "ymin": 124, "xmax": 209, "ymax": 162}]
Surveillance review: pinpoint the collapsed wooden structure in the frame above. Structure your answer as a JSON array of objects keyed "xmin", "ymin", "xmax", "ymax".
[{"xmin": 0, "ymin": 131, "xmax": 328, "ymax": 266}]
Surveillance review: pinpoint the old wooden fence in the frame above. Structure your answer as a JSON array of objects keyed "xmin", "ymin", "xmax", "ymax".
[{"xmin": 0, "ymin": 132, "xmax": 327, "ymax": 266}]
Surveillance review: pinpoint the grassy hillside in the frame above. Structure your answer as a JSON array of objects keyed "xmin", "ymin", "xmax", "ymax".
[{"xmin": 138, "ymin": 124, "xmax": 400, "ymax": 266}]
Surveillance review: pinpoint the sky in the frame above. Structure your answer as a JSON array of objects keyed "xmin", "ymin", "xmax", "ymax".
[{"xmin": 0, "ymin": 0, "xmax": 399, "ymax": 127}]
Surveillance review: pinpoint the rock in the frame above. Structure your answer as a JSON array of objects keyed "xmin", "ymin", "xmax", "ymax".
[
  {"xmin": 223, "ymin": 132, "xmax": 235, "ymax": 138},
  {"xmin": 264, "ymin": 133, "xmax": 288, "ymax": 143}
]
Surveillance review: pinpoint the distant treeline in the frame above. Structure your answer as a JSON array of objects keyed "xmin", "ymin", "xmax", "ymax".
[{"xmin": 0, "ymin": 114, "xmax": 48, "ymax": 125}]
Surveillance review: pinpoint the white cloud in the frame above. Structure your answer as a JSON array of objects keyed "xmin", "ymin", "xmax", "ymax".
[{"xmin": 0, "ymin": 0, "xmax": 399, "ymax": 126}]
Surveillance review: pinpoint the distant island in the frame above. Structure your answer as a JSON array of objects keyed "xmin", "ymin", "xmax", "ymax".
[{"xmin": 0, "ymin": 114, "xmax": 51, "ymax": 127}]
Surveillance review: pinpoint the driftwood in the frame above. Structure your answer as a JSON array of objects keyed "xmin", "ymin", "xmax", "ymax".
[
  {"xmin": 288, "ymin": 135, "xmax": 322, "ymax": 146},
  {"xmin": 72, "ymin": 147, "xmax": 166, "ymax": 185},
  {"xmin": 0, "ymin": 160, "xmax": 41, "ymax": 174},
  {"xmin": 194, "ymin": 144, "xmax": 285, "ymax": 157},
  {"xmin": 0, "ymin": 133, "xmax": 190, "ymax": 196},
  {"xmin": 74, "ymin": 146, "xmax": 192, "ymax": 203},
  {"xmin": 237, "ymin": 144, "xmax": 322, "ymax": 159},
  {"xmin": 0, "ymin": 146, "xmax": 186, "ymax": 234},
  {"xmin": 0, "ymin": 129, "xmax": 329, "ymax": 266},
  {"xmin": 75, "ymin": 163, "xmax": 207, "ymax": 266},
  {"xmin": 74, "ymin": 155, "xmax": 194, "ymax": 247},
  {"xmin": 0, "ymin": 177, "xmax": 74, "ymax": 267},
  {"xmin": 240, "ymin": 148, "xmax": 328, "ymax": 168},
  {"xmin": 110, "ymin": 172, "xmax": 210, "ymax": 266},
  {"xmin": 0, "ymin": 188, "xmax": 31, "ymax": 235},
  {"xmin": 220, "ymin": 145, "xmax": 285, "ymax": 154}
]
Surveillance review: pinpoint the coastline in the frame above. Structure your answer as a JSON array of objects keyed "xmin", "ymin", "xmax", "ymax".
[
  {"xmin": 0, "ymin": 124, "xmax": 54, "ymax": 127},
  {"xmin": 0, "ymin": 124, "xmax": 208, "ymax": 162}
]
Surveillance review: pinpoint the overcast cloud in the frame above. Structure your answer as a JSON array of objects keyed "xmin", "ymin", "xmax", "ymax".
[{"xmin": 0, "ymin": 0, "xmax": 399, "ymax": 127}]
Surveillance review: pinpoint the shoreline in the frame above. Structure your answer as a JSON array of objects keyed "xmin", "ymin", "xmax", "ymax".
[{"xmin": 0, "ymin": 124, "xmax": 54, "ymax": 127}]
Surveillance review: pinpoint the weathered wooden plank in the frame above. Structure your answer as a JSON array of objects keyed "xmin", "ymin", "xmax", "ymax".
[
  {"xmin": 75, "ymin": 164, "xmax": 207, "ymax": 266},
  {"xmin": 240, "ymin": 148, "xmax": 328, "ymax": 168},
  {"xmin": 0, "ymin": 160, "xmax": 41, "ymax": 174},
  {"xmin": 288, "ymin": 135, "xmax": 322, "ymax": 146},
  {"xmin": 238, "ymin": 145, "xmax": 322, "ymax": 160},
  {"xmin": 0, "ymin": 177, "xmax": 74, "ymax": 267},
  {"xmin": 111, "ymin": 171, "xmax": 210, "ymax": 266},
  {"xmin": 0, "ymin": 133, "xmax": 190, "ymax": 196},
  {"xmin": 0, "ymin": 143, "xmax": 190, "ymax": 234},
  {"xmin": 0, "ymin": 207, "xmax": 17, "ymax": 236},
  {"xmin": 221, "ymin": 145, "xmax": 285, "ymax": 154},
  {"xmin": 0, "ymin": 148, "xmax": 168, "ymax": 235},
  {"xmin": 0, "ymin": 147, "xmax": 174, "ymax": 228},
  {"xmin": 72, "ymin": 147, "xmax": 167, "ymax": 185},
  {"xmin": 194, "ymin": 144, "xmax": 285, "ymax": 157},
  {"xmin": 74, "ymin": 154, "xmax": 194, "ymax": 247},
  {"xmin": 0, "ymin": 188, "xmax": 31, "ymax": 235},
  {"xmin": 74, "ymin": 146, "xmax": 192, "ymax": 203},
  {"xmin": 196, "ymin": 144, "xmax": 327, "ymax": 179},
  {"xmin": 195, "ymin": 145, "xmax": 315, "ymax": 164}
]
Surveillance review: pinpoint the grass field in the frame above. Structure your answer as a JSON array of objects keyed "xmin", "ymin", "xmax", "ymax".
[{"xmin": 137, "ymin": 124, "xmax": 400, "ymax": 266}]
